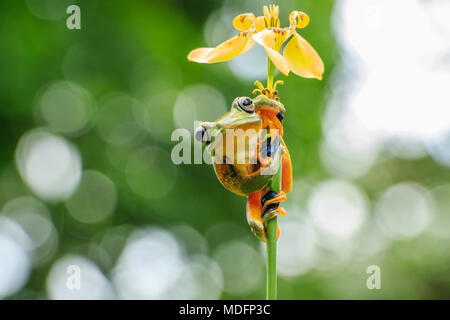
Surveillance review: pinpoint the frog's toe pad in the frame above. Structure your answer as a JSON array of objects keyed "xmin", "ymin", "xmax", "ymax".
[
  {"xmin": 249, "ymin": 220, "xmax": 266, "ymax": 242},
  {"xmin": 262, "ymin": 207, "xmax": 286, "ymax": 227},
  {"xmin": 277, "ymin": 207, "xmax": 287, "ymax": 216},
  {"xmin": 249, "ymin": 219, "xmax": 281, "ymax": 242}
]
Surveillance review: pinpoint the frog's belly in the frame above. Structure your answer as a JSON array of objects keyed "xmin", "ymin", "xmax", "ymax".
[{"xmin": 212, "ymin": 162, "xmax": 269, "ymax": 196}]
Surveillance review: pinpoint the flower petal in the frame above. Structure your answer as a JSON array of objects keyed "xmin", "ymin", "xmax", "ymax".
[
  {"xmin": 188, "ymin": 32, "xmax": 255, "ymax": 63},
  {"xmin": 283, "ymin": 32, "xmax": 324, "ymax": 79},
  {"xmin": 289, "ymin": 11, "xmax": 310, "ymax": 29},
  {"xmin": 232, "ymin": 13, "xmax": 255, "ymax": 31},
  {"xmin": 187, "ymin": 48, "xmax": 214, "ymax": 63},
  {"xmin": 255, "ymin": 16, "xmax": 266, "ymax": 32},
  {"xmin": 252, "ymin": 28, "xmax": 290, "ymax": 75}
]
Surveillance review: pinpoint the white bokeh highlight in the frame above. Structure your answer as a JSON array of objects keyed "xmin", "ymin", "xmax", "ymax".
[
  {"xmin": 47, "ymin": 255, "xmax": 115, "ymax": 299},
  {"xmin": 308, "ymin": 179, "xmax": 368, "ymax": 238},
  {"xmin": 16, "ymin": 129, "xmax": 82, "ymax": 201},
  {"xmin": 375, "ymin": 182, "xmax": 432, "ymax": 240},
  {"xmin": 113, "ymin": 227, "xmax": 222, "ymax": 299},
  {"xmin": 0, "ymin": 233, "xmax": 30, "ymax": 299},
  {"xmin": 326, "ymin": 0, "xmax": 450, "ymax": 173},
  {"xmin": 2, "ymin": 197, "xmax": 58, "ymax": 265},
  {"xmin": 276, "ymin": 216, "xmax": 317, "ymax": 277}
]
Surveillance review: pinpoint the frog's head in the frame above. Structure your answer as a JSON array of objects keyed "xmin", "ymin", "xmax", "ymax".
[{"xmin": 195, "ymin": 96, "xmax": 262, "ymax": 154}]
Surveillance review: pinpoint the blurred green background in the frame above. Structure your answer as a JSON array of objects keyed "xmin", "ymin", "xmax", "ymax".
[{"xmin": 1, "ymin": 0, "xmax": 450, "ymax": 299}]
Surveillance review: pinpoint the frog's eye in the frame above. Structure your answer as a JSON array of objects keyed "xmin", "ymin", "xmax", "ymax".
[{"xmin": 237, "ymin": 97, "xmax": 255, "ymax": 113}]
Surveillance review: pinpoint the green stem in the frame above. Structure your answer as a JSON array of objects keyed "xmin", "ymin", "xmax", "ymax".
[
  {"xmin": 267, "ymin": 59, "xmax": 276, "ymax": 91},
  {"xmin": 265, "ymin": 57, "xmax": 278, "ymax": 300},
  {"xmin": 266, "ymin": 168, "xmax": 280, "ymax": 300}
]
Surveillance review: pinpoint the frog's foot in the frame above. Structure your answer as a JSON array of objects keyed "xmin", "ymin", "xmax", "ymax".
[
  {"xmin": 252, "ymin": 80, "xmax": 284, "ymax": 101},
  {"xmin": 261, "ymin": 190, "xmax": 287, "ymax": 228},
  {"xmin": 246, "ymin": 189, "xmax": 287, "ymax": 242},
  {"xmin": 246, "ymin": 190, "xmax": 266, "ymax": 242}
]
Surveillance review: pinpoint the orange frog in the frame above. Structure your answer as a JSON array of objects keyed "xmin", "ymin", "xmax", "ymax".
[{"xmin": 195, "ymin": 94, "xmax": 292, "ymax": 241}]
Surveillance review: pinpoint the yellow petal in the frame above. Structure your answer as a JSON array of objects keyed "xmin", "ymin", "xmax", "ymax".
[
  {"xmin": 232, "ymin": 13, "xmax": 255, "ymax": 31},
  {"xmin": 283, "ymin": 32, "xmax": 324, "ymax": 79},
  {"xmin": 188, "ymin": 32, "xmax": 255, "ymax": 63},
  {"xmin": 252, "ymin": 28, "xmax": 290, "ymax": 75},
  {"xmin": 187, "ymin": 48, "xmax": 214, "ymax": 63},
  {"xmin": 240, "ymin": 35, "xmax": 256, "ymax": 55},
  {"xmin": 289, "ymin": 11, "xmax": 310, "ymax": 29},
  {"xmin": 255, "ymin": 16, "xmax": 266, "ymax": 32}
]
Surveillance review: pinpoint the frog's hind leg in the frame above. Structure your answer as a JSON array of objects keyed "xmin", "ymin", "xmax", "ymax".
[
  {"xmin": 261, "ymin": 189, "xmax": 287, "ymax": 219},
  {"xmin": 246, "ymin": 190, "xmax": 266, "ymax": 242},
  {"xmin": 280, "ymin": 136, "xmax": 292, "ymax": 195},
  {"xmin": 261, "ymin": 188, "xmax": 287, "ymax": 239},
  {"xmin": 246, "ymin": 188, "xmax": 286, "ymax": 242}
]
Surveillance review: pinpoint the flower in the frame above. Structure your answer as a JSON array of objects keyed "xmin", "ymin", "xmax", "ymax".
[{"xmin": 188, "ymin": 5, "xmax": 324, "ymax": 80}]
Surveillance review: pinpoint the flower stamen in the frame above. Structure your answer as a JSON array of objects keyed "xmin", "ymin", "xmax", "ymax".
[{"xmin": 252, "ymin": 80, "xmax": 284, "ymax": 101}]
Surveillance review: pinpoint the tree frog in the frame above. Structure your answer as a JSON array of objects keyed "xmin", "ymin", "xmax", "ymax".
[{"xmin": 195, "ymin": 94, "xmax": 292, "ymax": 241}]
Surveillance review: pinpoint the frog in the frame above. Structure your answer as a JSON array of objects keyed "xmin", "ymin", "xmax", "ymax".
[{"xmin": 195, "ymin": 94, "xmax": 292, "ymax": 241}]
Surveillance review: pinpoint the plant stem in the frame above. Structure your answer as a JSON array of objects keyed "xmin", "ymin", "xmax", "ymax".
[
  {"xmin": 267, "ymin": 59, "xmax": 276, "ymax": 93},
  {"xmin": 265, "ymin": 58, "xmax": 278, "ymax": 300},
  {"xmin": 266, "ymin": 168, "xmax": 281, "ymax": 300}
]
